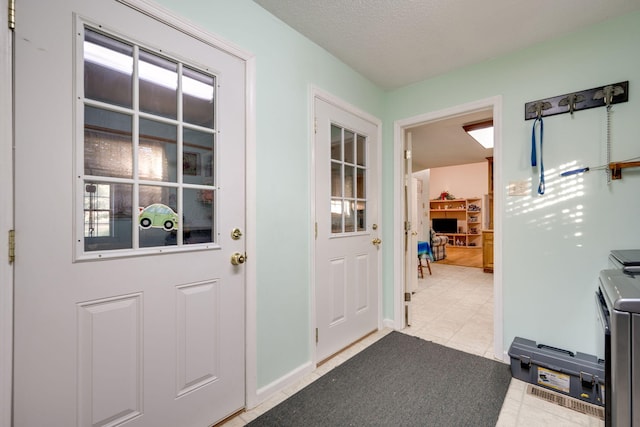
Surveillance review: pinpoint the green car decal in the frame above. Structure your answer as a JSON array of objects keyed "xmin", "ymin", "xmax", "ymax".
[{"xmin": 138, "ymin": 203, "xmax": 179, "ymax": 231}]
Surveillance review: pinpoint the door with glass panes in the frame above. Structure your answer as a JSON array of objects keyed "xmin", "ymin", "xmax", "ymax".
[
  {"xmin": 314, "ymin": 96, "xmax": 380, "ymax": 362},
  {"xmin": 13, "ymin": 1, "xmax": 246, "ymax": 426}
]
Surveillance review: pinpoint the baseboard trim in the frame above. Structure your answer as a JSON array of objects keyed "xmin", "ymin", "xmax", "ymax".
[{"xmin": 249, "ymin": 360, "xmax": 315, "ymax": 410}]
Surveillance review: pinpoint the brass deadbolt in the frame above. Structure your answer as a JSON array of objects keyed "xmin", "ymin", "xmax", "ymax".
[{"xmin": 231, "ymin": 228, "xmax": 243, "ymax": 240}]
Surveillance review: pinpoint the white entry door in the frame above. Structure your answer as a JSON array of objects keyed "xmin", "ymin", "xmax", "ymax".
[
  {"xmin": 13, "ymin": 1, "xmax": 246, "ymax": 426},
  {"xmin": 314, "ymin": 96, "xmax": 380, "ymax": 362}
]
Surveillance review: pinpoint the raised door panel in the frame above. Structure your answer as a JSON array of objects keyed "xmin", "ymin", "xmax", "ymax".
[
  {"xmin": 176, "ymin": 281, "xmax": 220, "ymax": 397},
  {"xmin": 329, "ymin": 258, "xmax": 347, "ymax": 325},
  {"xmin": 77, "ymin": 294, "xmax": 143, "ymax": 427}
]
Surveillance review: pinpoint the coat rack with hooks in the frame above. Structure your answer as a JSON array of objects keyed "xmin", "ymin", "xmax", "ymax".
[{"xmin": 524, "ymin": 81, "xmax": 628, "ymax": 120}]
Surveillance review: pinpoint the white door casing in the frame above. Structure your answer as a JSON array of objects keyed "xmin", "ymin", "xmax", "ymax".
[
  {"xmin": 393, "ymin": 96, "xmax": 504, "ymax": 361},
  {"xmin": 0, "ymin": 0, "xmax": 13, "ymax": 425},
  {"xmin": 314, "ymin": 93, "xmax": 381, "ymax": 362},
  {"xmin": 13, "ymin": 1, "xmax": 248, "ymax": 426}
]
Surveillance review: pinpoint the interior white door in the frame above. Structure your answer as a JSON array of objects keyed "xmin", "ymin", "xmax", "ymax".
[
  {"xmin": 314, "ymin": 96, "xmax": 379, "ymax": 362},
  {"xmin": 13, "ymin": 1, "xmax": 246, "ymax": 426},
  {"xmin": 409, "ymin": 176, "xmax": 419, "ymax": 293},
  {"xmin": 404, "ymin": 132, "xmax": 415, "ymax": 326}
]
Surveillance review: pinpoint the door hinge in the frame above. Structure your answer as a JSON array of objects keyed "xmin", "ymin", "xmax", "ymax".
[
  {"xmin": 404, "ymin": 149, "xmax": 411, "ymax": 160},
  {"xmin": 404, "ymin": 221, "xmax": 412, "ymax": 231},
  {"xmin": 315, "ymin": 222, "xmax": 318, "ymax": 239},
  {"xmin": 404, "ymin": 292, "xmax": 412, "ymax": 302},
  {"xmin": 8, "ymin": 230, "xmax": 15, "ymax": 264},
  {"xmin": 8, "ymin": 0, "xmax": 15, "ymax": 30},
  {"xmin": 314, "ymin": 117, "xmax": 317, "ymax": 134},
  {"xmin": 315, "ymin": 328, "xmax": 318, "ymax": 344}
]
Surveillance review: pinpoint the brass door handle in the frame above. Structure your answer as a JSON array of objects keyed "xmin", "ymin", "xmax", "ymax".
[
  {"xmin": 372, "ymin": 238, "xmax": 382, "ymax": 246},
  {"xmin": 231, "ymin": 252, "xmax": 246, "ymax": 265}
]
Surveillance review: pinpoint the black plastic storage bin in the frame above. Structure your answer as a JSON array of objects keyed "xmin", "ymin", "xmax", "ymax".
[{"xmin": 508, "ymin": 337, "xmax": 605, "ymax": 406}]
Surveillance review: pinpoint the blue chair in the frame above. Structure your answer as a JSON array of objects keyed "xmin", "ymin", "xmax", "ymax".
[{"xmin": 417, "ymin": 241, "xmax": 433, "ymax": 278}]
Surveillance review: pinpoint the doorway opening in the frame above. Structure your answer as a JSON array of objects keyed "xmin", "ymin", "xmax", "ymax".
[{"xmin": 393, "ymin": 96, "xmax": 504, "ymax": 362}]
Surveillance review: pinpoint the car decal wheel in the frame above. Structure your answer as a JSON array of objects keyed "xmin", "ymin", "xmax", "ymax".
[{"xmin": 140, "ymin": 218, "xmax": 152, "ymax": 228}]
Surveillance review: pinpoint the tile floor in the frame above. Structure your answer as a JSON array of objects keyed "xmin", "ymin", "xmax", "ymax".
[
  {"xmin": 406, "ymin": 263, "xmax": 604, "ymax": 427},
  {"xmin": 220, "ymin": 262, "xmax": 604, "ymax": 426}
]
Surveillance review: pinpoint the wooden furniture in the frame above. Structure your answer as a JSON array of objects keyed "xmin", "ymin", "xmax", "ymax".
[
  {"xmin": 418, "ymin": 255, "xmax": 431, "ymax": 278},
  {"xmin": 429, "ymin": 198, "xmax": 482, "ymax": 248},
  {"xmin": 466, "ymin": 198, "xmax": 482, "ymax": 248},
  {"xmin": 483, "ymin": 157, "xmax": 494, "ymax": 273},
  {"xmin": 482, "ymin": 231, "xmax": 494, "ymax": 272},
  {"xmin": 486, "ymin": 157, "xmax": 494, "ymax": 230}
]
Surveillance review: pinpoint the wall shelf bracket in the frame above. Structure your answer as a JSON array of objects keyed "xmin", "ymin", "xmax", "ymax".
[
  {"xmin": 609, "ymin": 161, "xmax": 640, "ymax": 180},
  {"xmin": 524, "ymin": 81, "xmax": 628, "ymax": 120}
]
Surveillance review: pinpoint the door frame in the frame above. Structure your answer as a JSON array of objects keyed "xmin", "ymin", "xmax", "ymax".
[
  {"xmin": 392, "ymin": 96, "xmax": 506, "ymax": 362},
  {"xmin": 3, "ymin": 0, "xmax": 261, "ymax": 420},
  {"xmin": 1, "ymin": 0, "xmax": 13, "ymax": 425},
  {"xmin": 309, "ymin": 86, "xmax": 383, "ymax": 363}
]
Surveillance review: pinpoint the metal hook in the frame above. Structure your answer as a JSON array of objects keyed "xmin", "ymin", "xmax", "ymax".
[
  {"xmin": 532, "ymin": 101, "xmax": 552, "ymax": 119},
  {"xmin": 534, "ymin": 102, "xmax": 545, "ymax": 119},
  {"xmin": 603, "ymin": 86, "xmax": 614, "ymax": 107},
  {"xmin": 525, "ymin": 100, "xmax": 554, "ymax": 120},
  {"xmin": 594, "ymin": 85, "xmax": 624, "ymax": 108},
  {"xmin": 558, "ymin": 93, "xmax": 585, "ymax": 116}
]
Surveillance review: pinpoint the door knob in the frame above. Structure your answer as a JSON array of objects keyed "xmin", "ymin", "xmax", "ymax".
[
  {"xmin": 230, "ymin": 252, "xmax": 246, "ymax": 265},
  {"xmin": 372, "ymin": 238, "xmax": 382, "ymax": 246}
]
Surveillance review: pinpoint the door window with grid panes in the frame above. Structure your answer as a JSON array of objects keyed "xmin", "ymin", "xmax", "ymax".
[
  {"xmin": 80, "ymin": 27, "xmax": 217, "ymax": 256},
  {"xmin": 330, "ymin": 124, "xmax": 367, "ymax": 234}
]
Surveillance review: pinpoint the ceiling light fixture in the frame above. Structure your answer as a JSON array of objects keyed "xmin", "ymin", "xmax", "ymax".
[{"xmin": 463, "ymin": 120, "xmax": 494, "ymax": 149}]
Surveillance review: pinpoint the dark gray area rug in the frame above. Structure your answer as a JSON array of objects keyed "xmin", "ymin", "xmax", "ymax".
[{"xmin": 247, "ymin": 331, "xmax": 511, "ymax": 427}]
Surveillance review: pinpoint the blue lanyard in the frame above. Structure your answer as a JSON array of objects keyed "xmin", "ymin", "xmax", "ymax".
[{"xmin": 531, "ymin": 117, "xmax": 545, "ymax": 194}]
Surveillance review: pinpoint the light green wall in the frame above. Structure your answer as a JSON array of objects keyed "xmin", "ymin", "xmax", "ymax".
[
  {"xmin": 386, "ymin": 11, "xmax": 640, "ymax": 357},
  {"xmin": 153, "ymin": 0, "xmax": 385, "ymax": 388},
  {"xmin": 155, "ymin": 0, "xmax": 640, "ymax": 388}
]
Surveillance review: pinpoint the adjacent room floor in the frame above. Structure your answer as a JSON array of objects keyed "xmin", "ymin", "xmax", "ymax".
[{"xmin": 220, "ymin": 263, "xmax": 604, "ymax": 426}]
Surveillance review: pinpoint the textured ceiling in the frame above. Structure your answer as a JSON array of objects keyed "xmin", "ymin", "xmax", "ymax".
[
  {"xmin": 253, "ymin": 0, "xmax": 640, "ymax": 169},
  {"xmin": 254, "ymin": 0, "xmax": 640, "ymax": 90}
]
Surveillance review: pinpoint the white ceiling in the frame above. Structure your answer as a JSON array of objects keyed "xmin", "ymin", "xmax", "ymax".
[
  {"xmin": 253, "ymin": 0, "xmax": 640, "ymax": 170},
  {"xmin": 407, "ymin": 109, "xmax": 493, "ymax": 171}
]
